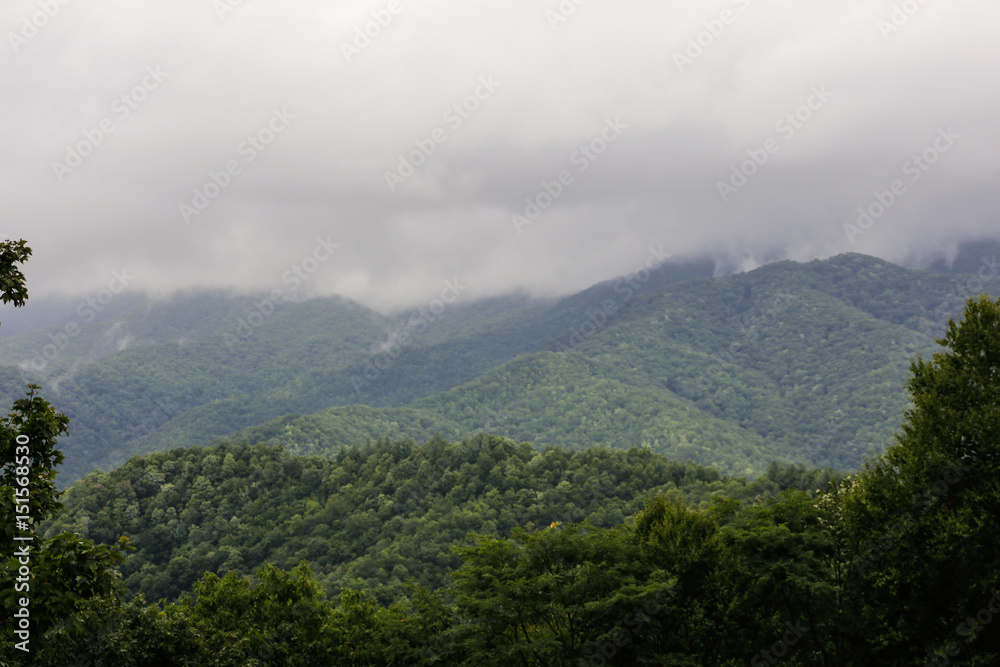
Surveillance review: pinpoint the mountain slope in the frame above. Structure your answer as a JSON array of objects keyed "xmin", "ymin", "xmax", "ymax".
[
  {"xmin": 43, "ymin": 435, "xmax": 836, "ymax": 605},
  {"xmin": 3, "ymin": 252, "xmax": 997, "ymax": 485},
  {"xmin": 209, "ymin": 253, "xmax": 997, "ymax": 474},
  {"xmin": 0, "ymin": 293, "xmax": 390, "ymax": 482}
]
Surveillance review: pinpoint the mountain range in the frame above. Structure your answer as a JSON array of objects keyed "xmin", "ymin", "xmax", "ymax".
[{"xmin": 2, "ymin": 250, "xmax": 998, "ymax": 486}]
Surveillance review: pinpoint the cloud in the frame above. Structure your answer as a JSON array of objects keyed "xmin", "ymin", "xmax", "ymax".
[{"xmin": 2, "ymin": 0, "xmax": 998, "ymax": 311}]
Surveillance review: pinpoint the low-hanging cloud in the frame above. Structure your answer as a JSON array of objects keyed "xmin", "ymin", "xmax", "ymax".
[{"xmin": 2, "ymin": 0, "xmax": 998, "ymax": 312}]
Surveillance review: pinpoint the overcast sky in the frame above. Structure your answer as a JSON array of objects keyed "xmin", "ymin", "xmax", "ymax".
[{"xmin": 2, "ymin": 0, "xmax": 998, "ymax": 312}]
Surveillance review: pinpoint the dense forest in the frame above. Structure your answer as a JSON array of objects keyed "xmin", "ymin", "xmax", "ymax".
[
  {"xmin": 2, "ymin": 299, "xmax": 999, "ymax": 663},
  {"xmin": 1, "ymin": 252, "xmax": 997, "ymax": 484},
  {"xmin": 3, "ymin": 239, "xmax": 1000, "ymax": 664},
  {"xmin": 43, "ymin": 437, "xmax": 838, "ymax": 605}
]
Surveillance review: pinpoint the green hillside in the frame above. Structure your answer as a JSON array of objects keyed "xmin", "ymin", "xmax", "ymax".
[
  {"xmin": 2, "ymin": 252, "xmax": 996, "ymax": 486},
  {"xmin": 408, "ymin": 352, "xmax": 775, "ymax": 476},
  {"xmin": 0, "ymin": 295, "xmax": 390, "ymax": 482},
  {"xmin": 181, "ymin": 253, "xmax": 997, "ymax": 476},
  {"xmin": 10, "ymin": 285, "xmax": 1000, "ymax": 665},
  {"xmin": 43, "ymin": 434, "xmax": 835, "ymax": 605},
  {"xmin": 229, "ymin": 405, "xmax": 469, "ymax": 455}
]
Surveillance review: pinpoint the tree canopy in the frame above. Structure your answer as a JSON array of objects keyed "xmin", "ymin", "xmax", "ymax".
[{"xmin": 3, "ymin": 237, "xmax": 999, "ymax": 665}]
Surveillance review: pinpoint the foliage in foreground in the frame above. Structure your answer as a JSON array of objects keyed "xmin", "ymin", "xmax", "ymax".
[{"xmin": 44, "ymin": 434, "xmax": 836, "ymax": 606}]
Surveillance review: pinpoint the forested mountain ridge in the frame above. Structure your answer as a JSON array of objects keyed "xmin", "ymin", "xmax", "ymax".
[
  {"xmin": 180, "ymin": 252, "xmax": 999, "ymax": 475},
  {"xmin": 42, "ymin": 434, "xmax": 838, "ymax": 606},
  {"xmin": 23, "ymin": 293, "xmax": 1000, "ymax": 663},
  {"xmin": 0, "ymin": 252, "xmax": 996, "ymax": 484},
  {"xmin": 0, "ymin": 291, "xmax": 380, "ymax": 376},
  {"xmin": 5, "ymin": 230, "xmax": 1000, "ymax": 664}
]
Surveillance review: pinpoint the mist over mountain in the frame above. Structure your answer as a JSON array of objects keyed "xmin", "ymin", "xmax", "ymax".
[
  {"xmin": 6, "ymin": 235, "xmax": 996, "ymax": 341},
  {"xmin": 6, "ymin": 0, "xmax": 1000, "ymax": 660},
  {"xmin": 1, "ymin": 251, "xmax": 996, "ymax": 488}
]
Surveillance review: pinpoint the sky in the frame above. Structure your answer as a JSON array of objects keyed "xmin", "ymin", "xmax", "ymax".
[{"xmin": 2, "ymin": 0, "xmax": 998, "ymax": 312}]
